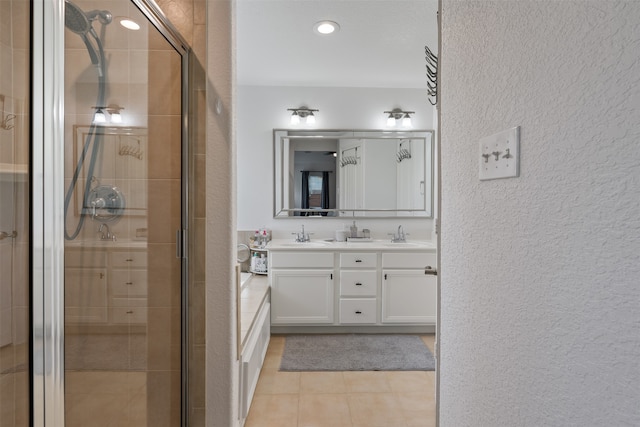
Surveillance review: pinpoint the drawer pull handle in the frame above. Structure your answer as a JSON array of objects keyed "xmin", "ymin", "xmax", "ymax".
[
  {"xmin": 125, "ymin": 259, "xmax": 133, "ymax": 262},
  {"xmin": 355, "ymin": 311, "xmax": 362, "ymax": 314},
  {"xmin": 355, "ymin": 282, "xmax": 362, "ymax": 286},
  {"xmin": 126, "ymin": 282, "xmax": 133, "ymax": 285},
  {"xmin": 99, "ymin": 273, "xmax": 104, "ymax": 279},
  {"xmin": 126, "ymin": 310, "xmax": 133, "ymax": 314},
  {"xmin": 355, "ymin": 259, "xmax": 362, "ymax": 263},
  {"xmin": 425, "ymin": 266, "xmax": 438, "ymax": 276}
]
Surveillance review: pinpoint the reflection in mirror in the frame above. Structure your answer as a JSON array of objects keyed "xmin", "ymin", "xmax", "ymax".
[{"xmin": 274, "ymin": 129, "xmax": 434, "ymax": 218}]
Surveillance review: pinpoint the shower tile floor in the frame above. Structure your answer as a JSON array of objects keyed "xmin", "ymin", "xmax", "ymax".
[
  {"xmin": 65, "ymin": 371, "xmax": 147, "ymax": 426},
  {"xmin": 244, "ymin": 334, "xmax": 436, "ymax": 427}
]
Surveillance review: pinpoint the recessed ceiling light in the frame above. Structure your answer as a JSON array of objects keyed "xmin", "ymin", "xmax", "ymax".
[
  {"xmin": 119, "ymin": 18, "xmax": 140, "ymax": 31},
  {"xmin": 313, "ymin": 20, "xmax": 340, "ymax": 35}
]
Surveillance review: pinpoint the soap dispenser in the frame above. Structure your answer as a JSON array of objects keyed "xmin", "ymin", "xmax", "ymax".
[{"xmin": 350, "ymin": 221, "xmax": 358, "ymax": 238}]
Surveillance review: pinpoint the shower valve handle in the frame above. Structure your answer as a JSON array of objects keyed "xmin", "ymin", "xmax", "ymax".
[{"xmin": 91, "ymin": 197, "xmax": 106, "ymax": 218}]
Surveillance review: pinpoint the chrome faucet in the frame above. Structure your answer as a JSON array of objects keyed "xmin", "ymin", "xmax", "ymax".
[
  {"xmin": 292, "ymin": 224, "xmax": 311, "ymax": 242},
  {"xmin": 98, "ymin": 223, "xmax": 116, "ymax": 241},
  {"xmin": 389, "ymin": 225, "xmax": 408, "ymax": 243}
]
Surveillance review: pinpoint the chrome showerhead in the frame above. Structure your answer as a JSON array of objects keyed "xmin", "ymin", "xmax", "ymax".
[
  {"xmin": 65, "ymin": 0, "xmax": 112, "ymax": 33},
  {"xmin": 64, "ymin": 0, "xmax": 111, "ymax": 70},
  {"xmin": 65, "ymin": 0, "xmax": 91, "ymax": 35}
]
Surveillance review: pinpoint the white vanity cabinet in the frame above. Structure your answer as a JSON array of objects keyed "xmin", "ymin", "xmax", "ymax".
[
  {"xmin": 268, "ymin": 240, "xmax": 437, "ymax": 331},
  {"xmin": 381, "ymin": 252, "xmax": 437, "ymax": 324},
  {"xmin": 339, "ymin": 252, "xmax": 378, "ymax": 324},
  {"xmin": 65, "ymin": 246, "xmax": 148, "ymax": 326},
  {"xmin": 109, "ymin": 250, "xmax": 148, "ymax": 324},
  {"xmin": 270, "ymin": 251, "xmax": 334, "ymax": 324}
]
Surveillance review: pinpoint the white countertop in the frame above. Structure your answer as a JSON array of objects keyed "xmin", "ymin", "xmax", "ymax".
[
  {"xmin": 240, "ymin": 274, "xmax": 270, "ymax": 346},
  {"xmin": 64, "ymin": 239, "xmax": 148, "ymax": 249},
  {"xmin": 267, "ymin": 239, "xmax": 435, "ymax": 251}
]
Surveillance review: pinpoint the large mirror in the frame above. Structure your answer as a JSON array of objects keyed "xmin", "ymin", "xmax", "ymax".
[{"xmin": 274, "ymin": 129, "xmax": 433, "ymax": 218}]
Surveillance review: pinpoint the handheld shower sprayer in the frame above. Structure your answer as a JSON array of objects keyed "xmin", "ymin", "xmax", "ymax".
[
  {"xmin": 63, "ymin": 0, "xmax": 120, "ymax": 241},
  {"xmin": 64, "ymin": 0, "xmax": 111, "ymax": 73}
]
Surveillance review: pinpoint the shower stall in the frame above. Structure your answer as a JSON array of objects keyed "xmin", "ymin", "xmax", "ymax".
[{"xmin": 1, "ymin": 0, "xmax": 195, "ymax": 424}]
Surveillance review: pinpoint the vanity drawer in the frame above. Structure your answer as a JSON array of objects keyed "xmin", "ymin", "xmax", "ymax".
[
  {"xmin": 339, "ymin": 299, "xmax": 377, "ymax": 324},
  {"xmin": 340, "ymin": 270, "xmax": 377, "ymax": 297},
  {"xmin": 382, "ymin": 252, "xmax": 436, "ymax": 269},
  {"xmin": 110, "ymin": 306, "xmax": 148, "ymax": 324},
  {"xmin": 110, "ymin": 298, "xmax": 147, "ymax": 324},
  {"xmin": 110, "ymin": 270, "xmax": 148, "ymax": 296},
  {"xmin": 340, "ymin": 252, "xmax": 377, "ymax": 268},
  {"xmin": 65, "ymin": 249, "xmax": 107, "ymax": 268},
  {"xmin": 111, "ymin": 251, "xmax": 148, "ymax": 268},
  {"xmin": 270, "ymin": 252, "xmax": 334, "ymax": 268}
]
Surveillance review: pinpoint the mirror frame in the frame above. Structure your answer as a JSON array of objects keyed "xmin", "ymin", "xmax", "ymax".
[{"xmin": 273, "ymin": 129, "xmax": 434, "ymax": 219}]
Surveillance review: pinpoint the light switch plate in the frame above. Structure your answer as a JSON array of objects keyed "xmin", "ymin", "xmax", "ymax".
[{"xmin": 479, "ymin": 126, "xmax": 520, "ymax": 181}]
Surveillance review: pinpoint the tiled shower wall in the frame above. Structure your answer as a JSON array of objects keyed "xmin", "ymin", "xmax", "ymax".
[{"xmin": 153, "ymin": 0, "xmax": 208, "ymax": 424}]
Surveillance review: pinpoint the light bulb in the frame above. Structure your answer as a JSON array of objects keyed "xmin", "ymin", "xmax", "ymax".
[
  {"xmin": 290, "ymin": 112, "xmax": 300, "ymax": 125},
  {"xmin": 110, "ymin": 111, "xmax": 122, "ymax": 123},
  {"xmin": 402, "ymin": 113, "xmax": 412, "ymax": 127},
  {"xmin": 306, "ymin": 113, "xmax": 316, "ymax": 124},
  {"xmin": 93, "ymin": 109, "xmax": 106, "ymax": 123},
  {"xmin": 120, "ymin": 18, "xmax": 140, "ymax": 30},
  {"xmin": 313, "ymin": 21, "xmax": 340, "ymax": 35},
  {"xmin": 386, "ymin": 115, "xmax": 396, "ymax": 127}
]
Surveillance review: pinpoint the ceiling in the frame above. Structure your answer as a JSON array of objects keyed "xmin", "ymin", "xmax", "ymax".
[{"xmin": 236, "ymin": 0, "xmax": 439, "ymax": 89}]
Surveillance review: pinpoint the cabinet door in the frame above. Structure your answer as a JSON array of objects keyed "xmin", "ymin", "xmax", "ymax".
[
  {"xmin": 382, "ymin": 269, "xmax": 436, "ymax": 324},
  {"xmin": 65, "ymin": 268, "xmax": 108, "ymax": 323},
  {"xmin": 271, "ymin": 269, "xmax": 334, "ymax": 324}
]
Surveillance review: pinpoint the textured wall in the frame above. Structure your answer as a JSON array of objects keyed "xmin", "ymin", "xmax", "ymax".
[
  {"xmin": 440, "ymin": 1, "xmax": 640, "ymax": 426},
  {"xmin": 206, "ymin": 0, "xmax": 237, "ymax": 426}
]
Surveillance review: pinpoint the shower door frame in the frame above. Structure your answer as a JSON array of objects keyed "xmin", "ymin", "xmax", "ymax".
[{"xmin": 32, "ymin": 0, "xmax": 191, "ymax": 425}]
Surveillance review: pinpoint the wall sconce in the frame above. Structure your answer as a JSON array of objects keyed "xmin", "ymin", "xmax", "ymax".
[
  {"xmin": 384, "ymin": 108, "xmax": 414, "ymax": 128},
  {"xmin": 92, "ymin": 104, "xmax": 124, "ymax": 124},
  {"xmin": 288, "ymin": 107, "xmax": 318, "ymax": 125}
]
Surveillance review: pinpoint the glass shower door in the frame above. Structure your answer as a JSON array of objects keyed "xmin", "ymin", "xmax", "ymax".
[
  {"xmin": 0, "ymin": 0, "xmax": 31, "ymax": 424},
  {"xmin": 63, "ymin": 0, "xmax": 186, "ymax": 425}
]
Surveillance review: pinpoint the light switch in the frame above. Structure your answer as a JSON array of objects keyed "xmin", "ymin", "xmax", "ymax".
[{"xmin": 479, "ymin": 126, "xmax": 520, "ymax": 181}]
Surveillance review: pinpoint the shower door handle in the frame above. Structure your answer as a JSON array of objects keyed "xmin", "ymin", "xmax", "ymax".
[
  {"xmin": 176, "ymin": 230, "xmax": 182, "ymax": 258},
  {"xmin": 176, "ymin": 229, "xmax": 187, "ymax": 259}
]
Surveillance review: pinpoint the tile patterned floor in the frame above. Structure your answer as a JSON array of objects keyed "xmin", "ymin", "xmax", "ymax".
[
  {"xmin": 245, "ymin": 334, "xmax": 436, "ymax": 427},
  {"xmin": 65, "ymin": 371, "xmax": 147, "ymax": 427}
]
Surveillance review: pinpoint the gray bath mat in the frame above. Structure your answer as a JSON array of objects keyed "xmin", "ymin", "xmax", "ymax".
[{"xmin": 280, "ymin": 334, "xmax": 435, "ymax": 371}]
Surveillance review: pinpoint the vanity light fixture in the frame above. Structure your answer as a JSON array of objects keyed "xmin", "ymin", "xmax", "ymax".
[
  {"xmin": 92, "ymin": 105, "xmax": 124, "ymax": 124},
  {"xmin": 384, "ymin": 108, "xmax": 415, "ymax": 128},
  {"xmin": 313, "ymin": 20, "xmax": 340, "ymax": 35},
  {"xmin": 288, "ymin": 107, "xmax": 319, "ymax": 125}
]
